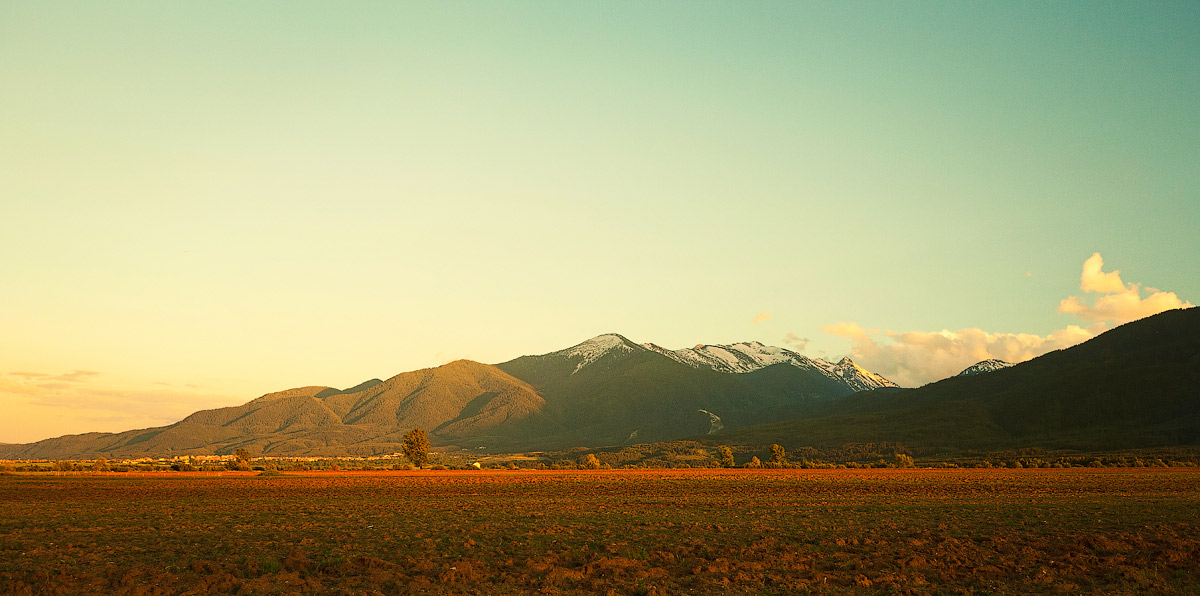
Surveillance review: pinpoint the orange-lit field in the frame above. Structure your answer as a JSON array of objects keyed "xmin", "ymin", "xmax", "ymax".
[{"xmin": 2, "ymin": 468, "xmax": 1199, "ymax": 595}]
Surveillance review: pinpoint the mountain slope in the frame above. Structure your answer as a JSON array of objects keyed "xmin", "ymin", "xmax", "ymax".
[
  {"xmin": 714, "ymin": 308, "xmax": 1200, "ymax": 453},
  {"xmin": 495, "ymin": 334, "xmax": 872, "ymax": 448},
  {"xmin": 0, "ymin": 361, "xmax": 548, "ymax": 459}
]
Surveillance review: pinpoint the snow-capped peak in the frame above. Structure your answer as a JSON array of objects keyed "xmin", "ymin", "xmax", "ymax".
[
  {"xmin": 827, "ymin": 357, "xmax": 899, "ymax": 391},
  {"xmin": 643, "ymin": 340, "xmax": 898, "ymax": 392},
  {"xmin": 956, "ymin": 359, "xmax": 1014, "ymax": 377},
  {"xmin": 544, "ymin": 334, "xmax": 900, "ymax": 392},
  {"xmin": 562, "ymin": 334, "xmax": 638, "ymax": 373},
  {"xmin": 643, "ymin": 340, "xmax": 808, "ymax": 373}
]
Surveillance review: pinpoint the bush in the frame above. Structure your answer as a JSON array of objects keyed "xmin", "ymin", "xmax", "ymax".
[
  {"xmin": 770, "ymin": 444, "xmax": 787, "ymax": 466},
  {"xmin": 717, "ymin": 446, "xmax": 735, "ymax": 468}
]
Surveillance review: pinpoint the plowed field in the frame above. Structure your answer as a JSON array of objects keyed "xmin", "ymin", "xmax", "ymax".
[{"xmin": 2, "ymin": 468, "xmax": 1198, "ymax": 595}]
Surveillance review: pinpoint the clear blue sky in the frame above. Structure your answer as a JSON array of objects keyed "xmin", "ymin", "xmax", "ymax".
[{"xmin": 2, "ymin": 2, "xmax": 1197, "ymax": 442}]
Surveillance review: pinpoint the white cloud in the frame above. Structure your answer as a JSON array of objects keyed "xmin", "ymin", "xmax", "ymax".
[
  {"xmin": 822, "ymin": 323, "xmax": 1104, "ymax": 387},
  {"xmin": 1078, "ymin": 252, "xmax": 1127, "ymax": 294},
  {"xmin": 1058, "ymin": 253, "xmax": 1192, "ymax": 324},
  {"xmin": 823, "ymin": 253, "xmax": 1191, "ymax": 387},
  {"xmin": 751, "ymin": 312, "xmax": 773, "ymax": 323}
]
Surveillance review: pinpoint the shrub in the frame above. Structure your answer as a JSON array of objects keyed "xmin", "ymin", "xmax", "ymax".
[
  {"xmin": 717, "ymin": 446, "xmax": 735, "ymax": 468},
  {"xmin": 770, "ymin": 444, "xmax": 787, "ymax": 466}
]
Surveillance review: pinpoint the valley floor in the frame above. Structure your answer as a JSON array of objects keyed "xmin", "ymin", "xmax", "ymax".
[{"xmin": 2, "ymin": 468, "xmax": 1199, "ymax": 595}]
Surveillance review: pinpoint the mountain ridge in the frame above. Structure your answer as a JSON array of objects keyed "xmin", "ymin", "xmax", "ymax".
[
  {"xmin": 0, "ymin": 334, "xmax": 896, "ymax": 459},
  {"xmin": 711, "ymin": 308, "xmax": 1200, "ymax": 454},
  {"xmin": 5, "ymin": 310, "xmax": 1196, "ymax": 460}
]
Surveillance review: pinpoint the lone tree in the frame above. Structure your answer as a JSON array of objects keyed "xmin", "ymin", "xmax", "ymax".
[
  {"xmin": 229, "ymin": 448, "xmax": 252, "ymax": 471},
  {"xmin": 770, "ymin": 444, "xmax": 787, "ymax": 466},
  {"xmin": 402, "ymin": 428, "xmax": 430, "ymax": 468},
  {"xmin": 717, "ymin": 446, "xmax": 735, "ymax": 468}
]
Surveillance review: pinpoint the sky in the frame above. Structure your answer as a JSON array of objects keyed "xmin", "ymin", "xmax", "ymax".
[{"xmin": 2, "ymin": 2, "xmax": 1197, "ymax": 443}]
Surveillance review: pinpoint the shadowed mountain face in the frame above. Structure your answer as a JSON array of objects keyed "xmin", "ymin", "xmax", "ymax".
[
  {"xmin": 494, "ymin": 334, "xmax": 859, "ymax": 449},
  {"xmin": 715, "ymin": 308, "xmax": 1200, "ymax": 454},
  {"xmin": 0, "ymin": 334, "xmax": 890, "ymax": 459}
]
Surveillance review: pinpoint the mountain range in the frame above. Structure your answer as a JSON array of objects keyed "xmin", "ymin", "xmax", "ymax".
[
  {"xmin": 0, "ymin": 334, "xmax": 896, "ymax": 459},
  {"xmin": 4, "ymin": 308, "xmax": 1196, "ymax": 461}
]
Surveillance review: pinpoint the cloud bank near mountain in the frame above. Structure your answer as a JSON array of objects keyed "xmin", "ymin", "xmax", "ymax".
[{"xmin": 824, "ymin": 254, "xmax": 1191, "ymax": 387}]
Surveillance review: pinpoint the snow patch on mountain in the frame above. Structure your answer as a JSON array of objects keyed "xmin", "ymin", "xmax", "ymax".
[
  {"xmin": 698, "ymin": 409, "xmax": 724, "ymax": 434},
  {"xmin": 957, "ymin": 359, "xmax": 1014, "ymax": 377},
  {"xmin": 563, "ymin": 334, "xmax": 637, "ymax": 374},
  {"xmin": 645, "ymin": 340, "xmax": 898, "ymax": 391},
  {"xmin": 643, "ymin": 341, "xmax": 816, "ymax": 374}
]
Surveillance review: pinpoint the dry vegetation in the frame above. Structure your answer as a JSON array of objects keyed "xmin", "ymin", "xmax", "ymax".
[{"xmin": 2, "ymin": 468, "xmax": 1199, "ymax": 595}]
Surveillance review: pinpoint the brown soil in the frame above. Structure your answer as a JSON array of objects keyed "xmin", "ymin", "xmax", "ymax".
[{"xmin": 2, "ymin": 468, "xmax": 1198, "ymax": 594}]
